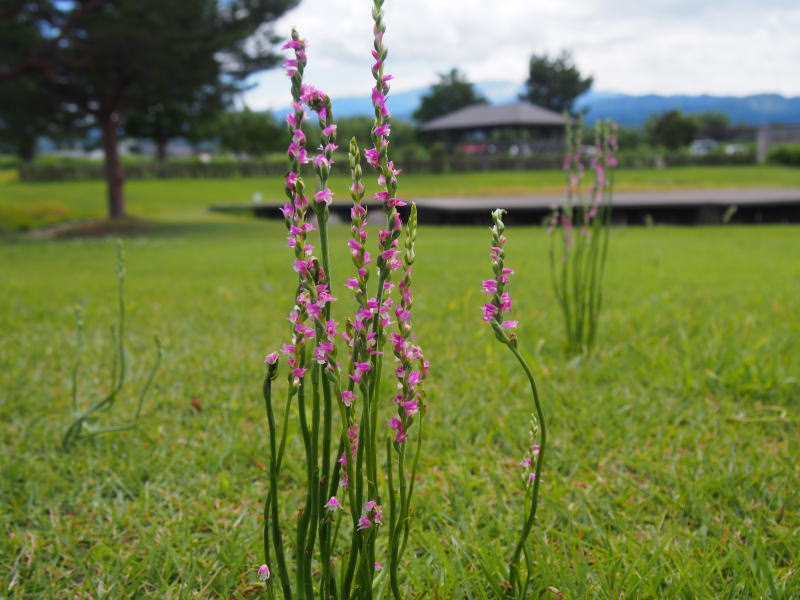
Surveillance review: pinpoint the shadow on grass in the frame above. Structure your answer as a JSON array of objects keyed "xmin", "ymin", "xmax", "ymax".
[{"xmin": 5, "ymin": 214, "xmax": 271, "ymax": 242}]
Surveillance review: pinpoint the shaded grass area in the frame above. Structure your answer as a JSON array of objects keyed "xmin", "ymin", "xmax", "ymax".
[
  {"xmin": 1, "ymin": 222, "xmax": 799, "ymax": 598},
  {"xmin": 2, "ymin": 165, "xmax": 800, "ymax": 231}
]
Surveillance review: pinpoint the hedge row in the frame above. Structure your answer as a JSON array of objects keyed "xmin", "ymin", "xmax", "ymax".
[
  {"xmin": 768, "ymin": 144, "xmax": 800, "ymax": 167},
  {"xmin": 17, "ymin": 150, "xmax": 756, "ymax": 182}
]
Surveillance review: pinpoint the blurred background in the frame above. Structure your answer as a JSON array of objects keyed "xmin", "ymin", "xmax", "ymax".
[{"xmin": 2, "ymin": 0, "xmax": 799, "ymax": 227}]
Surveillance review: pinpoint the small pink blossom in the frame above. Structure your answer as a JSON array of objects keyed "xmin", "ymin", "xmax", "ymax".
[
  {"xmin": 258, "ymin": 564, "xmax": 271, "ymax": 581},
  {"xmin": 341, "ymin": 390, "xmax": 356, "ymax": 407},
  {"xmin": 324, "ymin": 496, "xmax": 343, "ymax": 512},
  {"xmin": 315, "ymin": 188, "xmax": 333, "ymax": 206}
]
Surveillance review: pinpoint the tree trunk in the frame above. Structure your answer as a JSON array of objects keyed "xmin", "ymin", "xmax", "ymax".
[
  {"xmin": 99, "ymin": 113, "xmax": 126, "ymax": 219},
  {"xmin": 155, "ymin": 137, "xmax": 168, "ymax": 163},
  {"xmin": 18, "ymin": 134, "xmax": 36, "ymax": 163}
]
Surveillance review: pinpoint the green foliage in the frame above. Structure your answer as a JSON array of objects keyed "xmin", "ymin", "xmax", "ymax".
[
  {"xmin": 519, "ymin": 50, "xmax": 593, "ymax": 114},
  {"xmin": 413, "ymin": 68, "xmax": 488, "ymax": 123},
  {"xmin": 768, "ymin": 143, "xmax": 800, "ymax": 166},
  {"xmin": 615, "ymin": 126, "xmax": 643, "ymax": 150},
  {"xmin": 216, "ymin": 109, "xmax": 287, "ymax": 157},
  {"xmin": 645, "ymin": 110, "xmax": 699, "ymax": 150},
  {"xmin": 693, "ymin": 111, "xmax": 731, "ymax": 139}
]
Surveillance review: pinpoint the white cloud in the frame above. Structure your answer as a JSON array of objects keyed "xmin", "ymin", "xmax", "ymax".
[{"xmin": 244, "ymin": 0, "xmax": 800, "ymax": 110}]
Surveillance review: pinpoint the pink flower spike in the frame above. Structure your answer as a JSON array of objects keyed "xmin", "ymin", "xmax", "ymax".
[{"xmin": 258, "ymin": 564, "xmax": 271, "ymax": 581}]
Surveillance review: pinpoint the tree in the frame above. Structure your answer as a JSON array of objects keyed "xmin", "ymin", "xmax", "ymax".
[
  {"xmin": 3, "ymin": 0, "xmax": 297, "ymax": 218},
  {"xmin": 519, "ymin": 50, "xmax": 593, "ymax": 115},
  {"xmin": 412, "ymin": 68, "xmax": 487, "ymax": 123},
  {"xmin": 645, "ymin": 110, "xmax": 698, "ymax": 150},
  {"xmin": 125, "ymin": 87, "xmax": 228, "ymax": 162},
  {"xmin": 216, "ymin": 109, "xmax": 285, "ymax": 156},
  {"xmin": 692, "ymin": 111, "xmax": 731, "ymax": 140}
]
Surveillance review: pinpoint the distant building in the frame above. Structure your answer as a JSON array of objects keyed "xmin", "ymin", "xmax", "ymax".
[
  {"xmin": 419, "ymin": 101, "xmax": 567, "ymax": 155},
  {"xmin": 689, "ymin": 138, "xmax": 718, "ymax": 156}
]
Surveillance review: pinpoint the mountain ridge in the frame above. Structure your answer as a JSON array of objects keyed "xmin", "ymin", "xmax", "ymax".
[{"xmin": 275, "ymin": 82, "xmax": 800, "ymax": 128}]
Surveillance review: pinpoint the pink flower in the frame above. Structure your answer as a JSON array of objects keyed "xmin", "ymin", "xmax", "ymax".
[
  {"xmin": 285, "ymin": 171, "xmax": 299, "ymax": 189},
  {"xmin": 358, "ymin": 515, "xmax": 372, "ymax": 530},
  {"xmin": 499, "ymin": 293, "xmax": 513, "ymax": 312},
  {"xmin": 387, "ymin": 417, "xmax": 408, "ymax": 443},
  {"xmin": 364, "ymin": 147, "xmax": 380, "ymax": 167},
  {"xmin": 258, "ymin": 564, "xmax": 271, "ymax": 581},
  {"xmin": 386, "ymin": 197, "xmax": 406, "ymax": 208},
  {"xmin": 501, "ymin": 320, "xmax": 519, "ymax": 330},
  {"xmin": 374, "ymin": 562, "xmax": 383, "ymax": 571},
  {"xmin": 324, "ymin": 496, "xmax": 343, "ymax": 512},
  {"xmin": 481, "ymin": 279, "xmax": 497, "ymax": 294},
  {"xmin": 281, "ymin": 39, "xmax": 305, "ymax": 51},
  {"xmin": 322, "ymin": 123, "xmax": 337, "ymax": 137},
  {"xmin": 264, "ymin": 352, "xmax": 279, "ymax": 365},
  {"xmin": 315, "ymin": 188, "xmax": 333, "ymax": 206},
  {"xmin": 292, "ymin": 260, "xmax": 312, "ymax": 276},
  {"xmin": 341, "ymin": 390, "xmax": 356, "ymax": 407},
  {"xmin": 374, "ymin": 124, "xmax": 390, "ymax": 137},
  {"xmin": 480, "ymin": 303, "xmax": 499, "ymax": 322}
]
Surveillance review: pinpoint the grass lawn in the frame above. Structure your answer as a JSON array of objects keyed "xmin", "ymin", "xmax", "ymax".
[
  {"xmin": 1, "ymin": 203, "xmax": 798, "ymax": 597},
  {"xmin": 1, "ymin": 164, "xmax": 800, "ymax": 231}
]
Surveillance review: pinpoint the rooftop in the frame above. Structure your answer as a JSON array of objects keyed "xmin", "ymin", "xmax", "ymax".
[{"xmin": 420, "ymin": 101, "xmax": 566, "ymax": 131}]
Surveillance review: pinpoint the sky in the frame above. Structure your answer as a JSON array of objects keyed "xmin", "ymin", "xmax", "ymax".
[{"xmin": 243, "ymin": 0, "xmax": 800, "ymax": 110}]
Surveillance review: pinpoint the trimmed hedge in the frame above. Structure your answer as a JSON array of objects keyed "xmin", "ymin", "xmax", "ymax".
[
  {"xmin": 16, "ymin": 148, "xmax": 756, "ymax": 182},
  {"xmin": 768, "ymin": 144, "xmax": 800, "ymax": 167}
]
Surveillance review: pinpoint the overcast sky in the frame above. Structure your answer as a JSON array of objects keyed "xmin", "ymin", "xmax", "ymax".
[{"xmin": 244, "ymin": 0, "xmax": 800, "ymax": 110}]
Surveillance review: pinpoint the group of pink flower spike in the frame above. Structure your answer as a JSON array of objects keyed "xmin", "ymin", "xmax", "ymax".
[{"xmin": 258, "ymin": 2, "xmax": 427, "ymax": 592}]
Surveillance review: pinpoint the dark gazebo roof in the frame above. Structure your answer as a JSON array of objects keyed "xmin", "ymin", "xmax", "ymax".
[{"xmin": 420, "ymin": 101, "xmax": 565, "ymax": 132}]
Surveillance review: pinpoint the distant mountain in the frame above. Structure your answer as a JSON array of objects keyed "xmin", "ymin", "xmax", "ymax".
[
  {"xmin": 273, "ymin": 82, "xmax": 800, "ymax": 128},
  {"xmin": 576, "ymin": 92, "xmax": 800, "ymax": 127}
]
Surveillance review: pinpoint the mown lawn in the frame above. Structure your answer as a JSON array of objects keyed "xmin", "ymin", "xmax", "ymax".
[
  {"xmin": 1, "ymin": 164, "xmax": 800, "ymax": 230},
  {"xmin": 1, "ymin": 209, "xmax": 798, "ymax": 597}
]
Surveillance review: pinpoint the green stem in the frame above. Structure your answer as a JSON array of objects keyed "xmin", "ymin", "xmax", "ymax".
[
  {"xmin": 264, "ymin": 373, "xmax": 292, "ymax": 599},
  {"xmin": 506, "ymin": 344, "xmax": 546, "ymax": 597}
]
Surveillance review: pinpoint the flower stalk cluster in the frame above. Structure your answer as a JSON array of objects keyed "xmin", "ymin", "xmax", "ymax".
[
  {"xmin": 481, "ymin": 210, "xmax": 546, "ymax": 599},
  {"xmin": 259, "ymin": 8, "xmax": 426, "ymax": 598},
  {"xmin": 62, "ymin": 240, "xmax": 162, "ymax": 449},
  {"xmin": 549, "ymin": 117, "xmax": 618, "ymax": 355}
]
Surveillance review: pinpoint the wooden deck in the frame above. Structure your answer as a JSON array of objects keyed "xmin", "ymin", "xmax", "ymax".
[{"xmin": 210, "ymin": 188, "xmax": 800, "ymax": 225}]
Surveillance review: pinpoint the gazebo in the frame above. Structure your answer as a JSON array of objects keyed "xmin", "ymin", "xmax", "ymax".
[{"xmin": 419, "ymin": 101, "xmax": 567, "ymax": 155}]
